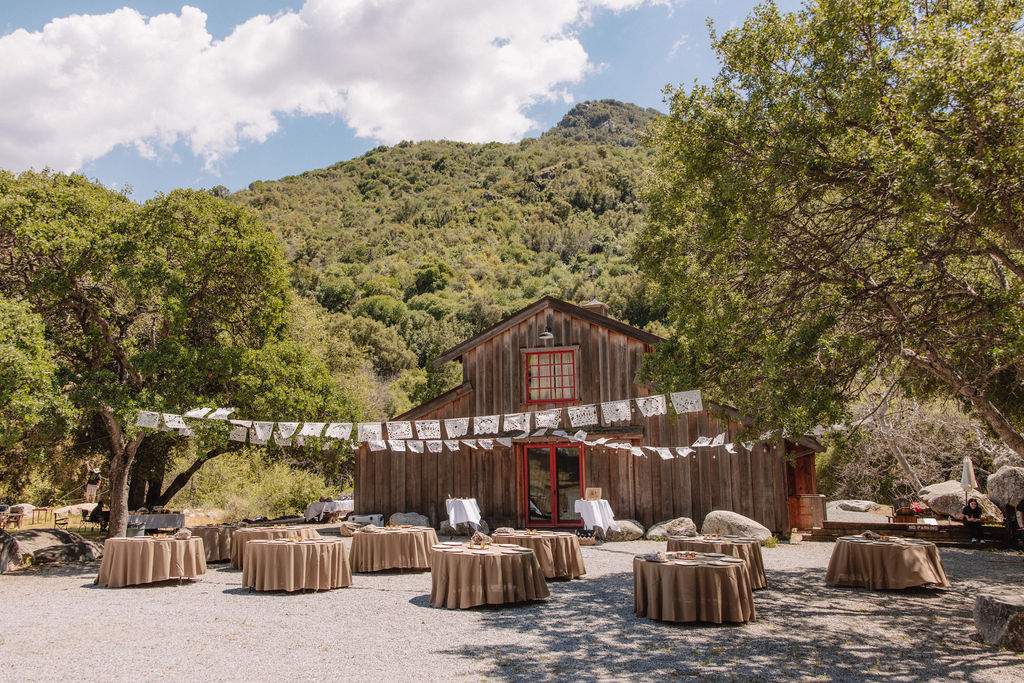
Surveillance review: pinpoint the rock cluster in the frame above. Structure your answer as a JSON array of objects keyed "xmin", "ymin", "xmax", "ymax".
[
  {"xmin": 700, "ymin": 510, "xmax": 772, "ymax": 543},
  {"xmin": 918, "ymin": 481, "xmax": 1002, "ymax": 522},
  {"xmin": 598, "ymin": 519, "xmax": 644, "ymax": 542},
  {"xmin": 388, "ymin": 512, "xmax": 430, "ymax": 527},
  {"xmin": 645, "ymin": 517, "xmax": 696, "ymax": 540},
  {"xmin": 974, "ymin": 593, "xmax": 1024, "ymax": 651}
]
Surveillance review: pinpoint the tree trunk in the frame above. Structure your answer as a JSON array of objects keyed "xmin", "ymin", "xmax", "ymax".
[
  {"xmin": 153, "ymin": 446, "xmax": 232, "ymax": 508},
  {"xmin": 127, "ymin": 467, "xmax": 147, "ymax": 510},
  {"xmin": 98, "ymin": 404, "xmax": 145, "ymax": 538},
  {"xmin": 144, "ymin": 475, "xmax": 165, "ymax": 508}
]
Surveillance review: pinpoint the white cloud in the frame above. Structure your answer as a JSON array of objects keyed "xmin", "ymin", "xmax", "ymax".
[
  {"xmin": 669, "ymin": 33, "xmax": 689, "ymax": 55},
  {"xmin": 0, "ymin": 0, "xmax": 662, "ymax": 173}
]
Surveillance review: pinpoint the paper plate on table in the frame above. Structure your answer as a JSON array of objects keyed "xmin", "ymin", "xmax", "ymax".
[
  {"xmin": 721, "ymin": 557, "xmax": 744, "ymax": 563},
  {"xmin": 704, "ymin": 552, "xmax": 726, "ymax": 558},
  {"xmin": 846, "ymin": 538, "xmax": 870, "ymax": 543},
  {"xmin": 496, "ymin": 543, "xmax": 520, "ymax": 548},
  {"xmin": 673, "ymin": 560, "xmax": 699, "ymax": 566},
  {"xmin": 709, "ymin": 560, "xmax": 731, "ymax": 566},
  {"xmin": 873, "ymin": 541, "xmax": 897, "ymax": 545},
  {"xmin": 442, "ymin": 541, "xmax": 463, "ymax": 546}
]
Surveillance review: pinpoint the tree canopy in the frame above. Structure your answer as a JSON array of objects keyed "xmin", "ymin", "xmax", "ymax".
[{"xmin": 636, "ymin": 0, "xmax": 1024, "ymax": 453}]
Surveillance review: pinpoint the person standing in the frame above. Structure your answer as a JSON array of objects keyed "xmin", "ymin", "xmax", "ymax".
[
  {"xmin": 962, "ymin": 498, "xmax": 984, "ymax": 543},
  {"xmin": 84, "ymin": 462, "xmax": 101, "ymax": 503}
]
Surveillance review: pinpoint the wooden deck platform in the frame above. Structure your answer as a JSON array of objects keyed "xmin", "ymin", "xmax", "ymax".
[{"xmin": 802, "ymin": 520, "xmax": 1011, "ymax": 549}]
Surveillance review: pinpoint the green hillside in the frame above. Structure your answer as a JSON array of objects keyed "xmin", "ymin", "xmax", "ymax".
[{"xmin": 229, "ymin": 99, "xmax": 665, "ymax": 415}]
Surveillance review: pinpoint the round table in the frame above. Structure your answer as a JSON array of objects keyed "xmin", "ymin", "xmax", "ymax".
[
  {"xmin": 230, "ymin": 527, "xmax": 322, "ymax": 569},
  {"xmin": 667, "ymin": 536, "xmax": 767, "ymax": 590},
  {"xmin": 429, "ymin": 543, "xmax": 549, "ymax": 609},
  {"xmin": 349, "ymin": 527, "xmax": 439, "ymax": 572},
  {"xmin": 95, "ymin": 537, "xmax": 207, "ymax": 588},
  {"xmin": 633, "ymin": 553, "xmax": 756, "ymax": 624},
  {"xmin": 491, "ymin": 531, "xmax": 586, "ymax": 579},
  {"xmin": 242, "ymin": 538, "xmax": 352, "ymax": 592},
  {"xmin": 188, "ymin": 526, "xmax": 236, "ymax": 562},
  {"xmin": 826, "ymin": 536, "xmax": 950, "ymax": 590}
]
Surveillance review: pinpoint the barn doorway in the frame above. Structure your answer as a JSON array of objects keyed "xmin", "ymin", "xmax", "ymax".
[{"xmin": 525, "ymin": 443, "xmax": 583, "ymax": 527}]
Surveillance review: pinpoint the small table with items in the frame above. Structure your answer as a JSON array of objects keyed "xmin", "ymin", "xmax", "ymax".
[
  {"xmin": 445, "ymin": 498, "xmax": 482, "ymax": 530},
  {"xmin": 633, "ymin": 551, "xmax": 756, "ymax": 624},
  {"xmin": 573, "ymin": 499, "xmax": 620, "ymax": 534},
  {"xmin": 349, "ymin": 526, "xmax": 439, "ymax": 572},
  {"xmin": 230, "ymin": 526, "xmax": 322, "ymax": 569},
  {"xmin": 127, "ymin": 513, "xmax": 186, "ymax": 530},
  {"xmin": 187, "ymin": 525, "xmax": 236, "ymax": 562},
  {"xmin": 667, "ymin": 535, "xmax": 767, "ymax": 590},
  {"xmin": 303, "ymin": 499, "xmax": 354, "ymax": 522},
  {"xmin": 95, "ymin": 537, "xmax": 207, "ymax": 588},
  {"xmin": 826, "ymin": 535, "xmax": 950, "ymax": 590},
  {"xmin": 242, "ymin": 538, "xmax": 352, "ymax": 592},
  {"xmin": 491, "ymin": 530, "xmax": 586, "ymax": 579},
  {"xmin": 429, "ymin": 542, "xmax": 549, "ymax": 609}
]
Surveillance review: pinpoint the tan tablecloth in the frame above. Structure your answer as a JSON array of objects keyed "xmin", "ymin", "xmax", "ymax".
[
  {"xmin": 242, "ymin": 539, "xmax": 352, "ymax": 592},
  {"xmin": 491, "ymin": 531, "xmax": 586, "ymax": 579},
  {"xmin": 188, "ymin": 526, "xmax": 235, "ymax": 562},
  {"xmin": 826, "ymin": 537, "xmax": 950, "ymax": 589},
  {"xmin": 429, "ymin": 544, "xmax": 550, "ymax": 609},
  {"xmin": 95, "ymin": 538, "xmax": 207, "ymax": 588},
  {"xmin": 350, "ymin": 527, "xmax": 439, "ymax": 572},
  {"xmin": 230, "ymin": 526, "xmax": 321, "ymax": 569},
  {"xmin": 667, "ymin": 537, "xmax": 767, "ymax": 590},
  {"xmin": 633, "ymin": 554, "xmax": 756, "ymax": 623}
]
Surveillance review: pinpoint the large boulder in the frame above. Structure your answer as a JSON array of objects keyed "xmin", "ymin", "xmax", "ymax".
[
  {"xmin": 388, "ymin": 512, "xmax": 430, "ymax": 527},
  {"xmin": 993, "ymin": 452, "xmax": 1024, "ymax": 472},
  {"xmin": 701, "ymin": 510, "xmax": 772, "ymax": 543},
  {"xmin": 599, "ymin": 519, "xmax": 645, "ymax": 542},
  {"xmin": 0, "ymin": 530, "xmax": 20, "ymax": 573},
  {"xmin": 987, "ymin": 466, "xmax": 1024, "ymax": 507},
  {"xmin": 439, "ymin": 519, "xmax": 489, "ymax": 537},
  {"xmin": 974, "ymin": 593, "xmax": 1024, "ymax": 651},
  {"xmin": 645, "ymin": 517, "xmax": 696, "ymax": 540},
  {"xmin": 10, "ymin": 529, "xmax": 93, "ymax": 556},
  {"xmin": 835, "ymin": 500, "xmax": 881, "ymax": 513},
  {"xmin": 33, "ymin": 541, "xmax": 101, "ymax": 564},
  {"xmin": 337, "ymin": 521, "xmax": 367, "ymax": 537},
  {"xmin": 919, "ymin": 480, "xmax": 1002, "ymax": 522}
]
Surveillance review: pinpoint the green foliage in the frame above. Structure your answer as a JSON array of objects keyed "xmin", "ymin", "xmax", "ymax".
[{"xmin": 637, "ymin": 0, "xmax": 1024, "ymax": 452}]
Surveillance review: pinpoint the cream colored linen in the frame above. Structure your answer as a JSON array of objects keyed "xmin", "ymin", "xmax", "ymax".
[
  {"xmin": 633, "ymin": 554, "xmax": 756, "ymax": 624},
  {"xmin": 350, "ymin": 527, "xmax": 439, "ymax": 572},
  {"xmin": 229, "ymin": 526, "xmax": 321, "ymax": 569},
  {"xmin": 667, "ymin": 537, "xmax": 768, "ymax": 590},
  {"xmin": 242, "ymin": 539, "xmax": 352, "ymax": 592},
  {"xmin": 825, "ymin": 537, "xmax": 950, "ymax": 589},
  {"xmin": 188, "ymin": 526, "xmax": 234, "ymax": 562},
  {"xmin": 95, "ymin": 538, "xmax": 206, "ymax": 588},
  {"xmin": 429, "ymin": 545, "xmax": 549, "ymax": 609},
  {"xmin": 491, "ymin": 531, "xmax": 586, "ymax": 579}
]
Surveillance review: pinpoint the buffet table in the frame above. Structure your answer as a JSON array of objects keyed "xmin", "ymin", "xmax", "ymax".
[
  {"xmin": 230, "ymin": 526, "xmax": 322, "ymax": 569},
  {"xmin": 573, "ymin": 499, "xmax": 620, "ymax": 533},
  {"xmin": 633, "ymin": 553, "xmax": 755, "ymax": 624},
  {"xmin": 667, "ymin": 536, "xmax": 767, "ymax": 590},
  {"xmin": 826, "ymin": 536, "xmax": 950, "ymax": 590},
  {"xmin": 127, "ymin": 513, "xmax": 185, "ymax": 529},
  {"xmin": 187, "ymin": 526, "xmax": 235, "ymax": 562},
  {"xmin": 349, "ymin": 527, "xmax": 439, "ymax": 572},
  {"xmin": 429, "ymin": 543, "xmax": 549, "ymax": 609},
  {"xmin": 491, "ymin": 531, "xmax": 586, "ymax": 579},
  {"xmin": 242, "ymin": 539, "xmax": 352, "ymax": 592},
  {"xmin": 95, "ymin": 537, "xmax": 206, "ymax": 588},
  {"xmin": 303, "ymin": 499, "xmax": 354, "ymax": 522}
]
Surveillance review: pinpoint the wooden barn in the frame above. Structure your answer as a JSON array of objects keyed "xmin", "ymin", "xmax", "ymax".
[{"xmin": 354, "ymin": 296, "xmax": 824, "ymax": 533}]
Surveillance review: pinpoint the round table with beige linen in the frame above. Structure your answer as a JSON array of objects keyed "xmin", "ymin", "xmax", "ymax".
[
  {"xmin": 188, "ymin": 526, "xmax": 235, "ymax": 562},
  {"xmin": 491, "ymin": 531, "xmax": 587, "ymax": 579},
  {"xmin": 242, "ymin": 538, "xmax": 353, "ymax": 592},
  {"xmin": 349, "ymin": 527, "xmax": 439, "ymax": 572},
  {"xmin": 95, "ymin": 537, "xmax": 207, "ymax": 588},
  {"xmin": 633, "ymin": 553, "xmax": 756, "ymax": 624},
  {"xmin": 826, "ymin": 536, "xmax": 951, "ymax": 590},
  {"xmin": 429, "ymin": 543, "xmax": 550, "ymax": 609},
  {"xmin": 667, "ymin": 536, "xmax": 767, "ymax": 590},
  {"xmin": 230, "ymin": 526, "xmax": 321, "ymax": 569}
]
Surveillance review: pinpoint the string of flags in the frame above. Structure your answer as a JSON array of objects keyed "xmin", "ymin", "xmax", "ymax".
[{"xmin": 135, "ymin": 389, "xmax": 765, "ymax": 458}]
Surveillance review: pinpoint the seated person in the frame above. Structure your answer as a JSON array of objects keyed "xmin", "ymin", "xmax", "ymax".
[
  {"xmin": 962, "ymin": 498, "xmax": 984, "ymax": 543},
  {"xmin": 88, "ymin": 501, "xmax": 110, "ymax": 531}
]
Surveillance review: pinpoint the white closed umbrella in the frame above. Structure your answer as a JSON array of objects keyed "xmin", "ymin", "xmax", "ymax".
[{"xmin": 960, "ymin": 456, "xmax": 978, "ymax": 504}]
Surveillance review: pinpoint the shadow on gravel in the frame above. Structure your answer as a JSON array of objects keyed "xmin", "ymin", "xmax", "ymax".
[{"xmin": 438, "ymin": 550, "xmax": 1024, "ymax": 681}]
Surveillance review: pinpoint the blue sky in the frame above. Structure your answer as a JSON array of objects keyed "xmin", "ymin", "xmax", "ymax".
[{"xmin": 1, "ymin": 1, "xmax": 803, "ymax": 198}]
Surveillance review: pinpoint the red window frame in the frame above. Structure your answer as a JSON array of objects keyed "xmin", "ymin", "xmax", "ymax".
[{"xmin": 523, "ymin": 348, "xmax": 577, "ymax": 404}]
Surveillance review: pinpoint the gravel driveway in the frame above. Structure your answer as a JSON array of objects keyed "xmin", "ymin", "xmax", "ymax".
[{"xmin": 1, "ymin": 539, "xmax": 1021, "ymax": 681}]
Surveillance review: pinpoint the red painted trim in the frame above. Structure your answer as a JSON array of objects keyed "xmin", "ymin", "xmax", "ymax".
[
  {"xmin": 524, "ymin": 443, "xmax": 584, "ymax": 528},
  {"xmin": 524, "ymin": 349, "xmax": 577, "ymax": 403}
]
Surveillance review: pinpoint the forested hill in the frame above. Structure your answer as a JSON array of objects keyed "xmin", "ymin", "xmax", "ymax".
[{"xmin": 228, "ymin": 99, "xmax": 665, "ymax": 415}]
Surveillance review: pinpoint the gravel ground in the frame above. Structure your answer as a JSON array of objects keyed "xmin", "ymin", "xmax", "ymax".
[{"xmin": 1, "ymin": 538, "xmax": 1022, "ymax": 682}]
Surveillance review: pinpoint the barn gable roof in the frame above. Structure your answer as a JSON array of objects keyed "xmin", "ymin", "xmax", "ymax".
[{"xmin": 432, "ymin": 295, "xmax": 662, "ymax": 367}]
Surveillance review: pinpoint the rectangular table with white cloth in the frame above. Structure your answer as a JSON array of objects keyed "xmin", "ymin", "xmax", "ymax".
[
  {"xmin": 127, "ymin": 513, "xmax": 186, "ymax": 529},
  {"xmin": 303, "ymin": 500, "xmax": 354, "ymax": 522},
  {"xmin": 574, "ymin": 499, "xmax": 620, "ymax": 533},
  {"xmin": 445, "ymin": 498, "xmax": 482, "ymax": 530}
]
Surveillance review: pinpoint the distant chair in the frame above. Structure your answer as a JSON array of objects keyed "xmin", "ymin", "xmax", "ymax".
[
  {"xmin": 80, "ymin": 509, "xmax": 99, "ymax": 532},
  {"xmin": 889, "ymin": 496, "xmax": 917, "ymax": 524},
  {"xmin": 53, "ymin": 512, "xmax": 69, "ymax": 529}
]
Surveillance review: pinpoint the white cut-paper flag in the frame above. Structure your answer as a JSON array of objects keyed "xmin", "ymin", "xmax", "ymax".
[
  {"xmin": 552, "ymin": 430, "xmax": 569, "ymax": 438},
  {"xmin": 229, "ymin": 419, "xmax": 253, "ymax": 428},
  {"xmin": 594, "ymin": 437, "xmax": 609, "ymax": 445},
  {"xmin": 408, "ymin": 440, "xmax": 424, "ymax": 453},
  {"xmin": 183, "ymin": 407, "xmax": 213, "ymax": 418},
  {"xmin": 444, "ymin": 417, "xmax": 469, "ymax": 438},
  {"xmin": 293, "ymin": 436, "xmax": 305, "ymax": 447},
  {"xmin": 325, "ymin": 423, "xmax": 353, "ymax": 440},
  {"xmin": 388, "ymin": 439, "xmax": 407, "ymax": 452},
  {"xmin": 531, "ymin": 429, "xmax": 548, "ymax": 437},
  {"xmin": 601, "ymin": 400, "xmax": 631, "ymax": 423},
  {"xmin": 496, "ymin": 437, "xmax": 512, "ymax": 447},
  {"xmin": 473, "ymin": 415, "xmax": 500, "ymax": 435},
  {"xmin": 426, "ymin": 440, "xmax": 442, "ymax": 453},
  {"xmin": 478, "ymin": 438, "xmax": 494, "ymax": 450},
  {"xmin": 249, "ymin": 432, "xmax": 268, "ymax": 446},
  {"xmin": 675, "ymin": 447, "xmax": 695, "ymax": 457},
  {"xmin": 573, "ymin": 430, "xmax": 588, "ymax": 442},
  {"xmin": 669, "ymin": 390, "xmax": 703, "ymax": 414},
  {"xmin": 502, "ymin": 412, "xmax": 529, "ymax": 433},
  {"xmin": 206, "ymin": 407, "xmax": 235, "ymax": 420},
  {"xmin": 742, "ymin": 441, "xmax": 755, "ymax": 451},
  {"xmin": 162, "ymin": 413, "xmax": 187, "ymax": 429},
  {"xmin": 630, "ymin": 447, "xmax": 645, "ymax": 457},
  {"xmin": 656, "ymin": 447, "xmax": 674, "ymax": 460},
  {"xmin": 273, "ymin": 435, "xmax": 292, "ymax": 447},
  {"xmin": 368, "ymin": 440, "xmax": 386, "ymax": 452},
  {"xmin": 276, "ymin": 422, "xmax": 300, "ymax": 439},
  {"xmin": 635, "ymin": 394, "xmax": 667, "ymax": 417},
  {"xmin": 252, "ymin": 422, "xmax": 275, "ymax": 441},
  {"xmin": 644, "ymin": 446, "xmax": 660, "ymax": 455},
  {"xmin": 444, "ymin": 440, "xmax": 461, "ymax": 452},
  {"xmin": 299, "ymin": 422, "xmax": 326, "ymax": 437},
  {"xmin": 711, "ymin": 432, "xmax": 727, "ymax": 447},
  {"xmin": 228, "ymin": 425, "xmax": 248, "ymax": 442},
  {"xmin": 534, "ymin": 409, "xmax": 561, "ymax": 429},
  {"xmin": 692, "ymin": 436, "xmax": 712, "ymax": 448},
  {"xmin": 357, "ymin": 423, "xmax": 382, "ymax": 442},
  {"xmin": 725, "ymin": 443, "xmax": 737, "ymax": 454},
  {"xmin": 415, "ymin": 420, "xmax": 441, "ymax": 439},
  {"xmin": 567, "ymin": 405, "xmax": 598, "ymax": 427},
  {"xmin": 386, "ymin": 421, "xmax": 413, "ymax": 440},
  {"xmin": 178, "ymin": 426, "xmax": 195, "ymax": 438},
  {"xmin": 462, "ymin": 439, "xmax": 478, "ymax": 449},
  {"xmin": 135, "ymin": 411, "xmax": 160, "ymax": 428}
]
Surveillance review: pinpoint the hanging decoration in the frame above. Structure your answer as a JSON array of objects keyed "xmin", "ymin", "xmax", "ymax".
[
  {"xmin": 299, "ymin": 422, "xmax": 326, "ymax": 438},
  {"xmin": 407, "ymin": 440, "xmax": 424, "ymax": 453},
  {"xmin": 635, "ymin": 395, "xmax": 667, "ymax": 418},
  {"xmin": 325, "ymin": 423, "xmax": 352, "ymax": 440},
  {"xmin": 426, "ymin": 440, "xmax": 443, "ymax": 453},
  {"xmin": 135, "ymin": 411, "xmax": 160, "ymax": 428},
  {"xmin": 444, "ymin": 417, "xmax": 469, "ymax": 438},
  {"xmin": 415, "ymin": 420, "xmax": 442, "ymax": 440},
  {"xmin": 534, "ymin": 409, "xmax": 562, "ymax": 429},
  {"xmin": 473, "ymin": 415, "xmax": 500, "ymax": 435},
  {"xmin": 669, "ymin": 390, "xmax": 703, "ymax": 414},
  {"xmin": 388, "ymin": 439, "xmax": 407, "ymax": 452},
  {"xmin": 444, "ymin": 439, "xmax": 461, "ymax": 452},
  {"xmin": 357, "ymin": 423, "xmax": 382, "ymax": 442},
  {"xmin": 386, "ymin": 421, "xmax": 414, "ymax": 440},
  {"xmin": 206, "ymin": 408, "xmax": 235, "ymax": 420},
  {"xmin": 567, "ymin": 405, "xmax": 598, "ymax": 427},
  {"xmin": 601, "ymin": 400, "xmax": 631, "ymax": 423},
  {"xmin": 183, "ymin": 407, "xmax": 213, "ymax": 418},
  {"xmin": 502, "ymin": 412, "xmax": 529, "ymax": 433}
]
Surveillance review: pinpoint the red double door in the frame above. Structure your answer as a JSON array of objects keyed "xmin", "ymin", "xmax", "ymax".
[{"xmin": 524, "ymin": 443, "xmax": 583, "ymax": 527}]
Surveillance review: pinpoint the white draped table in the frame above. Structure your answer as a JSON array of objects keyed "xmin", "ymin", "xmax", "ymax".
[
  {"xmin": 303, "ymin": 500, "xmax": 354, "ymax": 521},
  {"xmin": 127, "ymin": 513, "xmax": 186, "ymax": 529},
  {"xmin": 574, "ymin": 499, "xmax": 620, "ymax": 533},
  {"xmin": 446, "ymin": 498, "xmax": 482, "ymax": 529}
]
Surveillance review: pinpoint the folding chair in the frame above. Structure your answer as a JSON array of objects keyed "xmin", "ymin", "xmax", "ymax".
[{"xmin": 53, "ymin": 511, "xmax": 69, "ymax": 529}]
